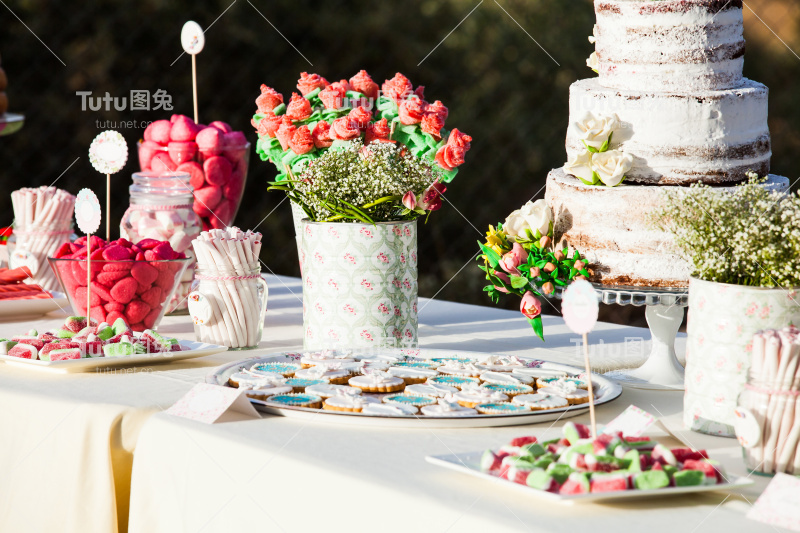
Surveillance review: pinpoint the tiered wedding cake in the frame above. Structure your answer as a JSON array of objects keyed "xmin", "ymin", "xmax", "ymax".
[{"xmin": 545, "ymin": 0, "xmax": 788, "ymax": 288}]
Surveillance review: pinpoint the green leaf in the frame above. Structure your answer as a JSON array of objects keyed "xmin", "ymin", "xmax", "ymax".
[
  {"xmin": 554, "ymin": 278, "xmax": 567, "ymax": 286},
  {"xmin": 529, "ymin": 316, "xmax": 544, "ymax": 341},
  {"xmin": 478, "ymin": 242, "xmax": 502, "ymax": 268},
  {"xmin": 510, "ymin": 275, "xmax": 529, "ymax": 289},
  {"xmin": 582, "ymin": 140, "xmax": 598, "ymax": 154}
]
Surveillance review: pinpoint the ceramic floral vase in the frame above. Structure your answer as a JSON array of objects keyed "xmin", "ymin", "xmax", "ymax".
[
  {"xmin": 684, "ymin": 277, "xmax": 800, "ymax": 436},
  {"xmin": 301, "ymin": 219, "xmax": 418, "ymax": 349}
]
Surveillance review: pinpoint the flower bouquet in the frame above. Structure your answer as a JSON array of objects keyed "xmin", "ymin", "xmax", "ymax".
[{"xmin": 478, "ymin": 199, "xmax": 590, "ymax": 340}]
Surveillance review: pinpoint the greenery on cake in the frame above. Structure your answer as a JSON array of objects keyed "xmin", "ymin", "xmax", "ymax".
[
  {"xmin": 652, "ymin": 173, "xmax": 800, "ymax": 287},
  {"xmin": 268, "ymin": 140, "xmax": 446, "ymax": 224},
  {"xmin": 477, "ymin": 200, "xmax": 590, "ymax": 340}
]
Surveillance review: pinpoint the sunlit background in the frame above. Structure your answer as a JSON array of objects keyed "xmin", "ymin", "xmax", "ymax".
[{"xmin": 1, "ymin": 0, "xmax": 797, "ymax": 328}]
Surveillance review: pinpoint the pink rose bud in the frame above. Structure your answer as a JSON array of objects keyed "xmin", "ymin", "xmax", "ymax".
[
  {"xmin": 402, "ymin": 191, "xmax": 416, "ymax": 210},
  {"xmin": 543, "ymin": 262, "xmax": 556, "ymax": 273},
  {"xmin": 520, "ymin": 291, "xmax": 542, "ymax": 319},
  {"xmin": 541, "ymin": 281, "xmax": 554, "ymax": 295},
  {"xmin": 530, "ymin": 266, "xmax": 540, "ymax": 278}
]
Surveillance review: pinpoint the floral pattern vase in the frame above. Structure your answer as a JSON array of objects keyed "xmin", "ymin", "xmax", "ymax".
[
  {"xmin": 301, "ymin": 219, "xmax": 418, "ymax": 350},
  {"xmin": 684, "ymin": 277, "xmax": 800, "ymax": 436}
]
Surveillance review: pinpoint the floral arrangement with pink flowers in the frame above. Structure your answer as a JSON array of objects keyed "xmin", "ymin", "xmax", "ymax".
[
  {"xmin": 252, "ymin": 70, "xmax": 471, "ymax": 183},
  {"xmin": 478, "ymin": 199, "xmax": 590, "ymax": 340}
]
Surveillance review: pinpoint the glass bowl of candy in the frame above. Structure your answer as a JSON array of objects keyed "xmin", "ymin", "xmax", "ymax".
[
  {"xmin": 137, "ymin": 115, "xmax": 250, "ymax": 231},
  {"xmin": 48, "ymin": 238, "xmax": 190, "ymax": 331}
]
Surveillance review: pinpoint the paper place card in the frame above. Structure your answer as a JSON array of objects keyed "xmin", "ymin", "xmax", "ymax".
[
  {"xmin": 748, "ymin": 473, "xmax": 800, "ymax": 531},
  {"xmin": 166, "ymin": 383, "xmax": 260, "ymax": 424},
  {"xmin": 602, "ymin": 405, "xmax": 656, "ymax": 437}
]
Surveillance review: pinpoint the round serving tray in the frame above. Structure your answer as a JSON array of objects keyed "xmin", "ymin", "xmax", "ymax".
[{"xmin": 205, "ymin": 348, "xmax": 623, "ymax": 428}]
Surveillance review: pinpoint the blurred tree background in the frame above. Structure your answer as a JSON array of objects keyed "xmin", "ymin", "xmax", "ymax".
[{"xmin": 0, "ymin": 0, "xmax": 797, "ymax": 328}]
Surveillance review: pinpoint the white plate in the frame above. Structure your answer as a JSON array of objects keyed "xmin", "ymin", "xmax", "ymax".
[
  {"xmin": 0, "ymin": 291, "xmax": 69, "ymax": 320},
  {"xmin": 205, "ymin": 348, "xmax": 623, "ymax": 428},
  {"xmin": 0, "ymin": 339, "xmax": 227, "ymax": 373},
  {"xmin": 426, "ymin": 451, "xmax": 754, "ymax": 504}
]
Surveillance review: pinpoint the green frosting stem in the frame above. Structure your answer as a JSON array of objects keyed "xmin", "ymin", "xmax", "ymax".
[
  {"xmin": 273, "ymin": 103, "xmax": 286, "ymax": 115},
  {"xmin": 305, "ymin": 87, "xmax": 322, "ymax": 100}
]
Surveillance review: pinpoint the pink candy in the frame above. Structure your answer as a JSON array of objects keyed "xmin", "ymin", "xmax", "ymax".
[{"xmin": 203, "ymin": 156, "xmax": 232, "ymax": 186}]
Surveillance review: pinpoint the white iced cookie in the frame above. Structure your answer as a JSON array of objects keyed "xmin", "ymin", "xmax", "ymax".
[
  {"xmin": 228, "ymin": 370, "xmax": 284, "ymax": 389},
  {"xmin": 475, "ymin": 354, "xmax": 526, "ymax": 371},
  {"xmin": 421, "ymin": 397, "xmax": 479, "ymax": 417},
  {"xmin": 452, "ymin": 383, "xmax": 508, "ymax": 407},
  {"xmin": 305, "ymin": 383, "xmax": 362, "ymax": 399},
  {"xmin": 300, "ymin": 349, "xmax": 355, "ymax": 368},
  {"xmin": 510, "ymin": 368, "xmax": 568, "ymax": 379},
  {"xmin": 404, "ymin": 383, "xmax": 458, "ymax": 398},
  {"xmin": 361, "ymin": 403, "xmax": 418, "ymax": 416},
  {"xmin": 244, "ymin": 384, "xmax": 293, "ymax": 400},
  {"xmin": 437, "ymin": 361, "xmax": 483, "ymax": 377},
  {"xmin": 538, "ymin": 379, "xmax": 590, "ymax": 405},
  {"xmin": 388, "ymin": 366, "xmax": 439, "ymax": 380},
  {"xmin": 322, "ymin": 394, "xmax": 380, "ymax": 412},
  {"xmin": 512, "ymin": 393, "xmax": 569, "ymax": 410},
  {"xmin": 295, "ymin": 365, "xmax": 350, "ymax": 384},
  {"xmin": 480, "ymin": 371, "xmax": 533, "ymax": 385}
]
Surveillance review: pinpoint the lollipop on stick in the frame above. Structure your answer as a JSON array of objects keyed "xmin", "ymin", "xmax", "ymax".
[
  {"xmin": 74, "ymin": 189, "xmax": 101, "ymax": 321},
  {"xmin": 89, "ymin": 130, "xmax": 128, "ymax": 241},
  {"xmin": 181, "ymin": 21, "xmax": 205, "ymax": 124},
  {"xmin": 562, "ymin": 279, "xmax": 600, "ymax": 438}
]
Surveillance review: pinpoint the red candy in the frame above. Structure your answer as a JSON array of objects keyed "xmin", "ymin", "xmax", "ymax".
[
  {"xmin": 178, "ymin": 161, "xmax": 205, "ymax": 190},
  {"xmin": 110, "ymin": 277, "xmax": 138, "ymax": 304},
  {"xmin": 131, "ymin": 262, "xmax": 159, "ymax": 285},
  {"xmin": 150, "ymin": 152, "xmax": 177, "ymax": 173},
  {"xmin": 203, "ymin": 156, "xmax": 232, "ymax": 186},
  {"xmin": 194, "ymin": 186, "xmax": 222, "ymax": 212},
  {"xmin": 146, "ymin": 120, "xmax": 172, "ymax": 145},
  {"xmin": 170, "ymin": 115, "xmax": 201, "ymax": 142},
  {"xmin": 209, "ymin": 121, "xmax": 232, "ymax": 134},
  {"xmin": 168, "ymin": 141, "xmax": 198, "ymax": 165},
  {"xmin": 125, "ymin": 299, "xmax": 151, "ymax": 324}
]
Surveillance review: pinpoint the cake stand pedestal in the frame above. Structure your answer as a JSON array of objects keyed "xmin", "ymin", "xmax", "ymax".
[{"xmin": 591, "ymin": 284, "xmax": 687, "ymax": 391}]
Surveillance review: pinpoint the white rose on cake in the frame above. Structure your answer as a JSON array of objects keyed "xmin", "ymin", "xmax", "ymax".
[
  {"xmin": 573, "ymin": 111, "xmax": 618, "ymax": 150},
  {"xmin": 592, "ymin": 150, "xmax": 633, "ymax": 187},
  {"xmin": 586, "ymin": 51, "xmax": 599, "ymax": 73},
  {"xmin": 563, "ymin": 150, "xmax": 596, "ymax": 185},
  {"xmin": 504, "ymin": 200, "xmax": 553, "ymax": 239}
]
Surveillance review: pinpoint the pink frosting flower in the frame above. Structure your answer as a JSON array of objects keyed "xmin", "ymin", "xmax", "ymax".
[
  {"xmin": 319, "ymin": 84, "xmax": 347, "ymax": 110},
  {"xmin": 348, "ymin": 106, "xmax": 373, "ymax": 130},
  {"xmin": 426, "ymin": 100, "xmax": 449, "ymax": 121},
  {"xmin": 365, "ymin": 118, "xmax": 391, "ymax": 144},
  {"xmin": 289, "ymin": 125, "xmax": 314, "ymax": 155},
  {"xmin": 418, "ymin": 182, "xmax": 446, "ymax": 211},
  {"xmin": 398, "ymin": 98, "xmax": 426, "ymax": 125},
  {"xmin": 275, "ymin": 117, "xmax": 297, "ymax": 151},
  {"xmin": 420, "ymin": 113, "xmax": 445, "ymax": 139},
  {"xmin": 256, "ymin": 84, "xmax": 283, "ymax": 114},
  {"xmin": 251, "ymin": 112, "xmax": 282, "ymax": 138},
  {"xmin": 285, "ymin": 92, "xmax": 312, "ymax": 121},
  {"xmin": 311, "ymin": 121, "xmax": 333, "ymax": 149},
  {"xmin": 493, "ymin": 270, "xmax": 510, "ymax": 293},
  {"xmin": 447, "ymin": 128, "xmax": 472, "ymax": 150},
  {"xmin": 382, "ymin": 73, "xmax": 413, "ymax": 102},
  {"xmin": 499, "ymin": 242, "xmax": 528, "ymax": 276},
  {"xmin": 297, "ymin": 72, "xmax": 329, "ymax": 96},
  {"xmin": 349, "ymin": 70, "xmax": 379, "ymax": 100},
  {"xmin": 520, "ymin": 291, "xmax": 542, "ymax": 319},
  {"xmin": 329, "ymin": 117, "xmax": 361, "ymax": 140}
]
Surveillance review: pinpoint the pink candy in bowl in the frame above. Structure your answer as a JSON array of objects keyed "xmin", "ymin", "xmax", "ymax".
[
  {"xmin": 48, "ymin": 236, "xmax": 190, "ymax": 330},
  {"xmin": 138, "ymin": 115, "xmax": 250, "ymax": 231}
]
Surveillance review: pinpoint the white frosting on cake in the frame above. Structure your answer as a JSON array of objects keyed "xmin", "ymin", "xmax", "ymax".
[
  {"xmin": 546, "ymin": 169, "xmax": 790, "ymax": 287},
  {"xmin": 595, "ymin": 0, "xmax": 745, "ymax": 92},
  {"xmin": 566, "ymin": 78, "xmax": 770, "ymax": 185}
]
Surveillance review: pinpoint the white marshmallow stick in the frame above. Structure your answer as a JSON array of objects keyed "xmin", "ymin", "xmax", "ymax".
[
  {"xmin": 193, "ymin": 239, "xmax": 234, "ymax": 347},
  {"xmin": 204, "ymin": 236, "xmax": 246, "ymax": 348}
]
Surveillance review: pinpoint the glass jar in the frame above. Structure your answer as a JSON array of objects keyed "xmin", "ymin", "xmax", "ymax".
[
  {"xmin": 735, "ymin": 370, "xmax": 800, "ymax": 475},
  {"xmin": 188, "ymin": 262, "xmax": 268, "ymax": 350},
  {"xmin": 120, "ymin": 172, "xmax": 202, "ymax": 314},
  {"xmin": 9, "ymin": 220, "xmax": 73, "ymax": 292}
]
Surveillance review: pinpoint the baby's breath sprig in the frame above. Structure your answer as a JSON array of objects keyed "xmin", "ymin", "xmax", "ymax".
[
  {"xmin": 268, "ymin": 139, "xmax": 446, "ymax": 224},
  {"xmin": 651, "ymin": 173, "xmax": 800, "ymax": 288}
]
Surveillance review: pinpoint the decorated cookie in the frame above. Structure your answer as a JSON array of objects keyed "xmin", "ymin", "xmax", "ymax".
[
  {"xmin": 453, "ymin": 383, "xmax": 509, "ymax": 408},
  {"xmin": 475, "ymin": 402, "xmax": 531, "ymax": 415},
  {"xmin": 305, "ymin": 383, "xmax": 362, "ymax": 399},
  {"xmin": 421, "ymin": 397, "xmax": 479, "ymax": 417},
  {"xmin": 348, "ymin": 371, "xmax": 405, "ymax": 393},
  {"xmin": 481, "ymin": 383, "xmax": 534, "ymax": 398},
  {"xmin": 404, "ymin": 382, "xmax": 458, "ymax": 398},
  {"xmin": 251, "ymin": 362, "xmax": 300, "ymax": 377},
  {"xmin": 383, "ymin": 394, "xmax": 437, "ymax": 408},
  {"xmin": 294, "ymin": 365, "xmax": 351, "ymax": 385},
  {"xmin": 244, "ymin": 384, "xmax": 293, "ymax": 400},
  {"xmin": 437, "ymin": 361, "xmax": 483, "ymax": 377},
  {"xmin": 387, "ymin": 365, "xmax": 438, "ymax": 384},
  {"xmin": 323, "ymin": 394, "xmax": 381, "ymax": 413},
  {"xmin": 267, "ymin": 393, "xmax": 322, "ymax": 408},
  {"xmin": 480, "ymin": 371, "xmax": 533, "ymax": 385},
  {"xmin": 300, "ymin": 349, "xmax": 355, "ymax": 368},
  {"xmin": 284, "ymin": 378, "xmax": 327, "ymax": 393},
  {"xmin": 536, "ymin": 376, "xmax": 589, "ymax": 390},
  {"xmin": 538, "ymin": 381, "xmax": 591, "ymax": 405},
  {"xmin": 229, "ymin": 369, "xmax": 283, "ymax": 389},
  {"xmin": 475, "ymin": 354, "xmax": 527, "ymax": 372},
  {"xmin": 511, "ymin": 393, "xmax": 569, "ymax": 411},
  {"xmin": 427, "ymin": 375, "xmax": 480, "ymax": 390},
  {"xmin": 361, "ymin": 403, "xmax": 418, "ymax": 416}
]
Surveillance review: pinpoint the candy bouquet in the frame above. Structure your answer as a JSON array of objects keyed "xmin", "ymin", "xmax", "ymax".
[{"xmin": 478, "ymin": 199, "xmax": 589, "ymax": 340}]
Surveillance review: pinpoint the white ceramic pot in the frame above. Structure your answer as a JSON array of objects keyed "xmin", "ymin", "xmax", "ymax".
[
  {"xmin": 301, "ymin": 219, "xmax": 418, "ymax": 350},
  {"xmin": 684, "ymin": 277, "xmax": 800, "ymax": 436}
]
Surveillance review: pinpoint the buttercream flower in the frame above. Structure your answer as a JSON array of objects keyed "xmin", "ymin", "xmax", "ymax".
[
  {"xmin": 285, "ymin": 92, "xmax": 312, "ymax": 121},
  {"xmin": 289, "ymin": 125, "xmax": 314, "ymax": 155},
  {"xmin": 493, "ymin": 270, "xmax": 510, "ymax": 293},
  {"xmin": 275, "ymin": 117, "xmax": 297, "ymax": 150},
  {"xmin": 348, "ymin": 106, "xmax": 373, "ymax": 130},
  {"xmin": 520, "ymin": 291, "xmax": 542, "ymax": 319},
  {"xmin": 399, "ymin": 98, "xmax": 426, "ymax": 125},
  {"xmin": 319, "ymin": 84, "xmax": 347, "ymax": 110},
  {"xmin": 402, "ymin": 191, "xmax": 416, "ymax": 210},
  {"xmin": 365, "ymin": 118, "xmax": 390, "ymax": 143},
  {"xmin": 564, "ymin": 150, "xmax": 596, "ymax": 184},
  {"xmin": 572, "ymin": 111, "xmax": 618, "ymax": 150},
  {"xmin": 256, "ymin": 84, "xmax": 283, "ymax": 114},
  {"xmin": 252, "ymin": 112, "xmax": 282, "ymax": 138},
  {"xmin": 503, "ymin": 209, "xmax": 528, "ymax": 240},
  {"xmin": 421, "ymin": 113, "xmax": 445, "ymax": 138},
  {"xmin": 499, "ymin": 242, "xmax": 528, "ymax": 276},
  {"xmin": 427, "ymin": 100, "xmax": 449, "ymax": 121},
  {"xmin": 382, "ymin": 73, "xmax": 413, "ymax": 102},
  {"xmin": 418, "ymin": 182, "xmax": 446, "ymax": 211},
  {"xmin": 311, "ymin": 121, "xmax": 333, "ymax": 149},
  {"xmin": 297, "ymin": 72, "xmax": 329, "ymax": 95},
  {"xmin": 349, "ymin": 70, "xmax": 379, "ymax": 100},
  {"xmin": 587, "ymin": 51, "xmax": 599, "ymax": 73},
  {"xmin": 503, "ymin": 200, "xmax": 553, "ymax": 239},
  {"xmin": 331, "ymin": 79, "xmax": 351, "ymax": 93},
  {"xmin": 592, "ymin": 149, "xmax": 633, "ymax": 186},
  {"xmin": 435, "ymin": 144, "xmax": 466, "ymax": 171},
  {"xmin": 446, "ymin": 128, "xmax": 472, "ymax": 150},
  {"xmin": 485, "ymin": 225, "xmax": 505, "ymax": 254},
  {"xmin": 329, "ymin": 117, "xmax": 360, "ymax": 140}
]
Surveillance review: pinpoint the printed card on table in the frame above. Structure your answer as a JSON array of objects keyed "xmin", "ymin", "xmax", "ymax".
[
  {"xmin": 747, "ymin": 473, "xmax": 800, "ymax": 531},
  {"xmin": 166, "ymin": 383, "xmax": 260, "ymax": 424},
  {"xmin": 602, "ymin": 405, "xmax": 656, "ymax": 437}
]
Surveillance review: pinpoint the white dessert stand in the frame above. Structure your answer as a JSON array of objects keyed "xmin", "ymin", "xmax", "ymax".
[{"xmin": 591, "ymin": 284, "xmax": 687, "ymax": 391}]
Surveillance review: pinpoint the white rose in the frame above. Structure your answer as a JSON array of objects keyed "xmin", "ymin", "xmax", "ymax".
[
  {"xmin": 573, "ymin": 111, "xmax": 618, "ymax": 150},
  {"xmin": 592, "ymin": 149, "xmax": 633, "ymax": 187},
  {"xmin": 563, "ymin": 150, "xmax": 596, "ymax": 185},
  {"xmin": 503, "ymin": 209, "xmax": 529, "ymax": 240},
  {"xmin": 519, "ymin": 199, "xmax": 552, "ymax": 237},
  {"xmin": 587, "ymin": 51, "xmax": 599, "ymax": 73}
]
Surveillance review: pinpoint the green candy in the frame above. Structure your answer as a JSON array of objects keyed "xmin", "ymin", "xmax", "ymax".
[
  {"xmin": 559, "ymin": 442, "xmax": 593, "ymax": 464},
  {"xmin": 0, "ymin": 340, "xmax": 17, "ymax": 355},
  {"xmin": 27, "ymin": 329, "xmax": 38, "ymax": 336},
  {"xmin": 112, "ymin": 318, "xmax": 129, "ymax": 336},
  {"xmin": 104, "ymin": 342, "xmax": 135, "ymax": 357},
  {"xmin": 532, "ymin": 455, "xmax": 554, "ymax": 469},
  {"xmin": 96, "ymin": 327, "xmax": 114, "ymax": 341},
  {"xmin": 663, "ymin": 464, "xmax": 678, "ymax": 479},
  {"xmin": 624, "ymin": 450, "xmax": 641, "ymax": 472},
  {"xmin": 133, "ymin": 343, "xmax": 147, "ymax": 354},
  {"xmin": 55, "ymin": 329, "xmax": 75, "ymax": 339},
  {"xmin": 144, "ymin": 329, "xmax": 167, "ymax": 345},
  {"xmin": 633, "ymin": 470, "xmax": 670, "ymax": 490},
  {"xmin": 521, "ymin": 443, "xmax": 547, "ymax": 458},
  {"xmin": 673, "ymin": 470, "xmax": 705, "ymax": 487},
  {"xmin": 563, "ymin": 422, "xmax": 583, "ymax": 445},
  {"xmin": 546, "ymin": 463, "xmax": 574, "ymax": 485},
  {"xmin": 526, "ymin": 469, "xmax": 554, "ymax": 490}
]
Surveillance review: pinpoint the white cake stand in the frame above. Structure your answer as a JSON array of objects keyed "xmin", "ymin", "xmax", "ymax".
[{"xmin": 586, "ymin": 284, "xmax": 687, "ymax": 391}]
